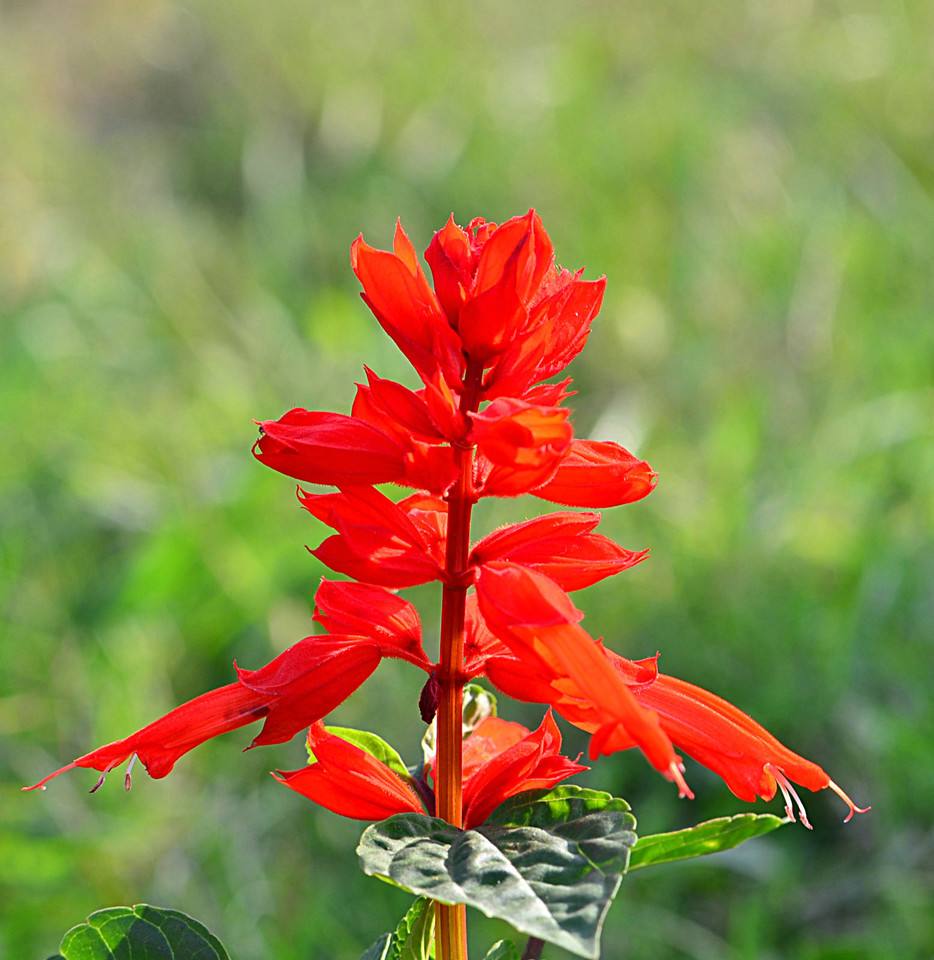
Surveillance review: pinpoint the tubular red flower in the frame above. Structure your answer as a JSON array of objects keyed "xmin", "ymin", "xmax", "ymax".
[
  {"xmin": 273, "ymin": 723, "xmax": 424, "ymax": 822},
  {"xmin": 458, "ymin": 712, "xmax": 588, "ymax": 828},
  {"xmin": 351, "ymin": 221, "xmax": 464, "ymax": 388},
  {"xmin": 532, "ymin": 439, "xmax": 658, "ymax": 508},
  {"xmin": 299, "ymin": 486, "xmax": 444, "ymax": 587},
  {"xmin": 607, "ymin": 659, "xmax": 870, "ymax": 827},
  {"xmin": 253, "ymin": 409, "xmax": 406, "ymax": 487},
  {"xmin": 475, "ymin": 563, "xmax": 687, "ymax": 795},
  {"xmin": 25, "ymin": 637, "xmax": 381, "ymax": 792},
  {"xmin": 312, "ymin": 579, "xmax": 431, "ymax": 671},
  {"xmin": 471, "ymin": 511, "xmax": 648, "ymax": 591}
]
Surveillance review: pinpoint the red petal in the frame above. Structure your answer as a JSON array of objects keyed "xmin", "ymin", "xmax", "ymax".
[
  {"xmin": 472, "ymin": 512, "xmax": 647, "ymax": 591},
  {"xmin": 299, "ymin": 486, "xmax": 444, "ymax": 587},
  {"xmin": 424, "ymin": 215, "xmax": 472, "ymax": 321},
  {"xmin": 313, "ymin": 579, "xmax": 430, "ymax": 670},
  {"xmin": 351, "ymin": 232, "xmax": 464, "ymax": 387},
  {"xmin": 234, "ymin": 636, "xmax": 381, "ymax": 747},
  {"xmin": 26, "ymin": 637, "xmax": 380, "ymax": 790},
  {"xmin": 532, "ymin": 439, "xmax": 657, "ymax": 508},
  {"xmin": 274, "ymin": 723, "xmax": 423, "ymax": 821},
  {"xmin": 461, "ymin": 711, "xmax": 587, "ymax": 827},
  {"xmin": 472, "ymin": 398, "xmax": 573, "ymax": 497},
  {"xmin": 254, "ymin": 409, "xmax": 405, "ymax": 487}
]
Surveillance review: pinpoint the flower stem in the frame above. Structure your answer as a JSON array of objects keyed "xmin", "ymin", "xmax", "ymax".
[{"xmin": 434, "ymin": 359, "xmax": 483, "ymax": 960}]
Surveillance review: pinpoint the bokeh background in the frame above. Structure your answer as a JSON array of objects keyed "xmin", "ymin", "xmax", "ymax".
[{"xmin": 2, "ymin": 1, "xmax": 932, "ymax": 958}]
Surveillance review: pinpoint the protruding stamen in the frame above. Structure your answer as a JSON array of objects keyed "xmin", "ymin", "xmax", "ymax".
[
  {"xmin": 89, "ymin": 772, "xmax": 108, "ymax": 794},
  {"xmin": 767, "ymin": 764, "xmax": 812, "ymax": 830},
  {"xmin": 828, "ymin": 779, "xmax": 871, "ymax": 823},
  {"xmin": 668, "ymin": 760, "xmax": 695, "ymax": 800},
  {"xmin": 124, "ymin": 754, "xmax": 138, "ymax": 792}
]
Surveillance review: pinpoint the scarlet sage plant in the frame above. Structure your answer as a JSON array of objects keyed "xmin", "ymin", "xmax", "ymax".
[{"xmin": 29, "ymin": 212, "xmax": 869, "ymax": 960}]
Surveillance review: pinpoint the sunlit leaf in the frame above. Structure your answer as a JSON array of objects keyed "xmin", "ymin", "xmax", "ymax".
[
  {"xmin": 628, "ymin": 813, "xmax": 785, "ymax": 871},
  {"xmin": 51, "ymin": 904, "xmax": 228, "ymax": 959}
]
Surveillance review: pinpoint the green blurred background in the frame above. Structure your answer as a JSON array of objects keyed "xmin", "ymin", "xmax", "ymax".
[{"xmin": 2, "ymin": 1, "xmax": 932, "ymax": 957}]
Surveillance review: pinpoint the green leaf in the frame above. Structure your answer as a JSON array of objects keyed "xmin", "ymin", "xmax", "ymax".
[
  {"xmin": 357, "ymin": 788, "xmax": 637, "ymax": 960},
  {"xmin": 360, "ymin": 898, "xmax": 435, "ymax": 960},
  {"xmin": 482, "ymin": 941, "xmax": 521, "ymax": 960},
  {"xmin": 53, "ymin": 904, "xmax": 229, "ymax": 959},
  {"xmin": 316, "ymin": 726, "xmax": 411, "ymax": 780},
  {"xmin": 628, "ymin": 813, "xmax": 786, "ymax": 871}
]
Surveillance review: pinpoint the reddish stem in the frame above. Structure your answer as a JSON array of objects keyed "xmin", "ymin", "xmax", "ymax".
[{"xmin": 434, "ymin": 359, "xmax": 483, "ymax": 960}]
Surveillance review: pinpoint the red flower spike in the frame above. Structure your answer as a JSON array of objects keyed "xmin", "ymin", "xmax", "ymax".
[
  {"xmin": 299, "ymin": 486, "xmax": 444, "ymax": 588},
  {"xmin": 458, "ymin": 712, "xmax": 588, "ymax": 828},
  {"xmin": 25, "ymin": 636, "xmax": 380, "ymax": 792},
  {"xmin": 253, "ymin": 409, "xmax": 405, "ymax": 487},
  {"xmin": 351, "ymin": 225, "xmax": 464, "ymax": 389},
  {"xmin": 274, "ymin": 723, "xmax": 424, "ymax": 822},
  {"xmin": 472, "ymin": 398, "xmax": 573, "ymax": 497},
  {"xmin": 313, "ymin": 579, "xmax": 430, "ymax": 671},
  {"xmin": 609, "ymin": 660, "xmax": 870, "ymax": 826},
  {"xmin": 471, "ymin": 511, "xmax": 648, "ymax": 592},
  {"xmin": 532, "ymin": 439, "xmax": 658, "ymax": 508}
]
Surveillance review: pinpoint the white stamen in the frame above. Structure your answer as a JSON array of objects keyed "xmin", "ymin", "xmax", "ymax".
[
  {"xmin": 766, "ymin": 764, "xmax": 812, "ymax": 830},
  {"xmin": 828, "ymin": 779, "xmax": 871, "ymax": 823},
  {"xmin": 124, "ymin": 754, "xmax": 138, "ymax": 792},
  {"xmin": 668, "ymin": 760, "xmax": 695, "ymax": 800}
]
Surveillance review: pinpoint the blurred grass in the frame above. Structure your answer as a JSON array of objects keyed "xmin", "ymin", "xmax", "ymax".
[{"xmin": 1, "ymin": 1, "xmax": 932, "ymax": 958}]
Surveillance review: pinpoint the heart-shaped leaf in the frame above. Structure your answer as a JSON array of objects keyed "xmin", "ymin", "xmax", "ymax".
[
  {"xmin": 360, "ymin": 897, "xmax": 435, "ymax": 960},
  {"xmin": 628, "ymin": 813, "xmax": 785, "ymax": 871},
  {"xmin": 49, "ymin": 904, "xmax": 228, "ymax": 960},
  {"xmin": 357, "ymin": 787, "xmax": 637, "ymax": 959}
]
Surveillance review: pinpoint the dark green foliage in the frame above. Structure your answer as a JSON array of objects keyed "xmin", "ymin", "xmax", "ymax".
[
  {"xmin": 358, "ymin": 788, "xmax": 636, "ymax": 958},
  {"xmin": 49, "ymin": 905, "xmax": 228, "ymax": 960}
]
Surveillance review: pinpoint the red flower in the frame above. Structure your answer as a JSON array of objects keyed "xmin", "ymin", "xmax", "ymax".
[
  {"xmin": 299, "ymin": 486, "xmax": 444, "ymax": 587},
  {"xmin": 605, "ymin": 655, "xmax": 871, "ymax": 827},
  {"xmin": 457, "ymin": 712, "xmax": 587, "ymax": 827},
  {"xmin": 532, "ymin": 439, "xmax": 658, "ymax": 508},
  {"xmin": 25, "ymin": 637, "xmax": 381, "ymax": 792},
  {"xmin": 274, "ymin": 723, "xmax": 424, "ymax": 822},
  {"xmin": 471, "ymin": 511, "xmax": 647, "ymax": 592},
  {"xmin": 475, "ymin": 562, "xmax": 690, "ymax": 796},
  {"xmin": 312, "ymin": 579, "xmax": 431, "ymax": 670},
  {"xmin": 472, "ymin": 398, "xmax": 573, "ymax": 497},
  {"xmin": 253, "ymin": 409, "xmax": 406, "ymax": 487}
]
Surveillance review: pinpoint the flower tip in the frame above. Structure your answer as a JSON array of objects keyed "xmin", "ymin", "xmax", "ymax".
[{"xmin": 23, "ymin": 761, "xmax": 78, "ymax": 792}]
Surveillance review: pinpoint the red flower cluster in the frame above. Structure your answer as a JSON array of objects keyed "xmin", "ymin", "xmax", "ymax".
[{"xmin": 27, "ymin": 212, "xmax": 867, "ymax": 830}]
